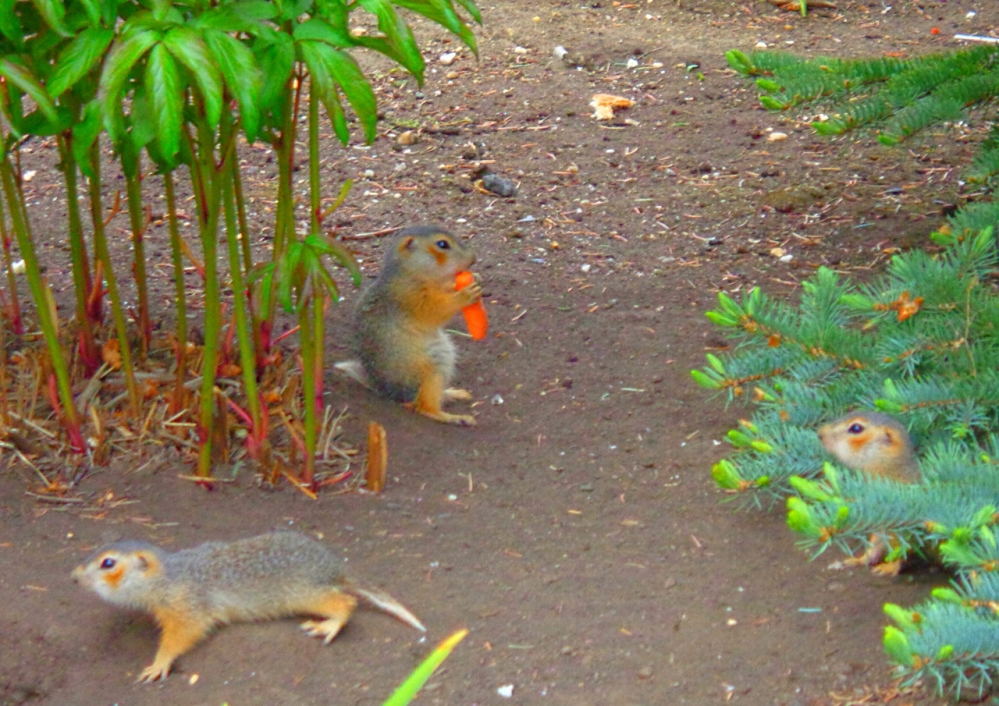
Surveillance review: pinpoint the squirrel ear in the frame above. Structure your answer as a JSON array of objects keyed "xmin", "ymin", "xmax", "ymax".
[
  {"xmin": 134, "ymin": 551, "xmax": 153, "ymax": 572},
  {"xmin": 399, "ymin": 236, "xmax": 415, "ymax": 253},
  {"xmin": 882, "ymin": 428, "xmax": 898, "ymax": 447}
]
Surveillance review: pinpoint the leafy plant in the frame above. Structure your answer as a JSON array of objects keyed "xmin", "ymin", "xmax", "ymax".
[{"xmin": 0, "ymin": 0, "xmax": 479, "ymax": 486}]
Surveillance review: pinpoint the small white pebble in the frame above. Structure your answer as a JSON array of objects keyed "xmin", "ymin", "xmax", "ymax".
[
  {"xmin": 581, "ymin": 263, "xmax": 592, "ymax": 273},
  {"xmin": 439, "ymin": 52, "xmax": 457, "ymax": 65},
  {"xmin": 626, "ymin": 57, "xmax": 639, "ymax": 69},
  {"xmin": 513, "ymin": 46, "xmax": 528, "ymax": 54},
  {"xmin": 188, "ymin": 674, "xmax": 199, "ymax": 685},
  {"xmin": 780, "ymin": 254, "xmax": 793, "ymax": 263},
  {"xmin": 497, "ymin": 685, "xmax": 514, "ymax": 698},
  {"xmin": 553, "ymin": 45, "xmax": 568, "ymax": 59},
  {"xmin": 11, "ymin": 259, "xmax": 25, "ymax": 274},
  {"xmin": 491, "ymin": 394, "xmax": 504, "ymax": 405},
  {"xmin": 447, "ymin": 494, "xmax": 458, "ymax": 501},
  {"xmin": 755, "ymin": 41, "xmax": 768, "ymax": 49},
  {"xmin": 767, "ymin": 132, "xmax": 788, "ymax": 142}
]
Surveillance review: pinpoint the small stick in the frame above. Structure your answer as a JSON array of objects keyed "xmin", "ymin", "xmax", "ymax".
[
  {"xmin": 954, "ymin": 34, "xmax": 999, "ymax": 44},
  {"xmin": 366, "ymin": 421, "xmax": 387, "ymax": 493},
  {"xmin": 338, "ymin": 226, "xmax": 404, "ymax": 241}
]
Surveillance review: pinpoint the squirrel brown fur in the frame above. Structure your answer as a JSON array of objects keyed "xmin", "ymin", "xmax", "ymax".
[
  {"xmin": 337, "ymin": 226, "xmax": 482, "ymax": 426},
  {"xmin": 817, "ymin": 411, "xmax": 921, "ymax": 484},
  {"xmin": 817, "ymin": 411, "xmax": 922, "ymax": 575},
  {"xmin": 72, "ymin": 531, "xmax": 425, "ymax": 683}
]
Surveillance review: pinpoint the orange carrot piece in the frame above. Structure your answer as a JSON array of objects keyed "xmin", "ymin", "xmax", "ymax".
[{"xmin": 455, "ymin": 271, "xmax": 488, "ymax": 340}]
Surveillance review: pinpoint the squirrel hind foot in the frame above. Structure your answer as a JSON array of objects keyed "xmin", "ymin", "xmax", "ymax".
[
  {"xmin": 300, "ymin": 591, "xmax": 358, "ymax": 645},
  {"xmin": 301, "ymin": 618, "xmax": 349, "ymax": 645},
  {"xmin": 404, "ymin": 401, "xmax": 477, "ymax": 426},
  {"xmin": 443, "ymin": 388, "xmax": 473, "ymax": 403}
]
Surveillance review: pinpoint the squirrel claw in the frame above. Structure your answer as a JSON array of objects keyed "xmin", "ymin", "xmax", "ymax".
[
  {"xmin": 301, "ymin": 618, "xmax": 347, "ymax": 645},
  {"xmin": 137, "ymin": 664, "xmax": 170, "ymax": 683}
]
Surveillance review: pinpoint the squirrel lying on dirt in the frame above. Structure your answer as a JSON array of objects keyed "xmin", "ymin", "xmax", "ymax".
[
  {"xmin": 817, "ymin": 411, "xmax": 922, "ymax": 575},
  {"xmin": 336, "ymin": 226, "xmax": 482, "ymax": 426},
  {"xmin": 72, "ymin": 531, "xmax": 425, "ymax": 682}
]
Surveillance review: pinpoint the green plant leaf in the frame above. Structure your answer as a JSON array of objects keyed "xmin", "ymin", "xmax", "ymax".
[
  {"xmin": 883, "ymin": 626, "xmax": 914, "ymax": 667},
  {"xmin": 391, "ymin": 0, "xmax": 478, "ymax": 55},
  {"xmin": 883, "ymin": 603, "xmax": 917, "ymax": 632},
  {"xmin": 712, "ymin": 459, "xmax": 742, "ymax": 490},
  {"xmin": 204, "ymin": 30, "xmax": 262, "ymax": 141},
  {"xmin": 299, "ymin": 39, "xmax": 377, "ymax": 142},
  {"xmin": 690, "ymin": 369, "xmax": 721, "ymax": 389},
  {"xmin": 255, "ymin": 32, "xmax": 295, "ymax": 119},
  {"xmin": 0, "ymin": 59, "xmax": 59, "ymax": 125},
  {"xmin": 99, "ymin": 29, "xmax": 160, "ymax": 142},
  {"xmin": 163, "ymin": 26, "xmax": 223, "ymax": 129},
  {"xmin": 725, "ymin": 49, "xmax": 754, "ymax": 75},
  {"xmin": 382, "ymin": 629, "xmax": 468, "ymax": 706},
  {"xmin": 304, "ymin": 231, "xmax": 361, "ymax": 286},
  {"xmin": 48, "ymin": 26, "xmax": 115, "ymax": 97},
  {"xmin": 293, "ymin": 17, "xmax": 352, "ymax": 46},
  {"xmin": 32, "ymin": 0, "xmax": 72, "ymax": 36},
  {"xmin": 72, "ymin": 99, "xmax": 103, "ymax": 175},
  {"xmin": 144, "ymin": 43, "xmax": 183, "ymax": 162},
  {"xmin": 277, "ymin": 241, "xmax": 305, "ymax": 313},
  {"xmin": 356, "ymin": 0, "xmax": 423, "ymax": 78},
  {"xmin": 127, "ymin": 89, "xmax": 156, "ymax": 151},
  {"xmin": 0, "ymin": 0, "xmax": 24, "ymax": 47}
]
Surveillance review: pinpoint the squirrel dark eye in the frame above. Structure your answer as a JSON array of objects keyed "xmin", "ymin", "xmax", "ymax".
[
  {"xmin": 100, "ymin": 557, "xmax": 116, "ymax": 570},
  {"xmin": 847, "ymin": 423, "xmax": 864, "ymax": 434},
  {"xmin": 435, "ymin": 239, "xmax": 450, "ymax": 250}
]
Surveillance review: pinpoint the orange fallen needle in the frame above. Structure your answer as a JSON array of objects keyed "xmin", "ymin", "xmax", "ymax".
[{"xmin": 455, "ymin": 271, "xmax": 488, "ymax": 340}]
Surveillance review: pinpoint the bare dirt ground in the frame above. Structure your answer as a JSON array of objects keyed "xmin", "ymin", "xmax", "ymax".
[{"xmin": 2, "ymin": 1, "xmax": 998, "ymax": 704}]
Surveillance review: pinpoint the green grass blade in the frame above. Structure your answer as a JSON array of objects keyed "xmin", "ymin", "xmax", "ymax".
[{"xmin": 382, "ymin": 629, "xmax": 468, "ymax": 706}]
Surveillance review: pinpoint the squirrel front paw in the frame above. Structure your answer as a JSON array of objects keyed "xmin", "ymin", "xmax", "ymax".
[{"xmin": 455, "ymin": 277, "xmax": 482, "ymax": 306}]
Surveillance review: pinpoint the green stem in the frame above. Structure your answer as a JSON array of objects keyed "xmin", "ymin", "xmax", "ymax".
[
  {"xmin": 299, "ymin": 293, "xmax": 316, "ymax": 485},
  {"xmin": 195, "ymin": 118, "xmax": 223, "ymax": 477},
  {"xmin": 221, "ymin": 135, "xmax": 265, "ymax": 459},
  {"xmin": 308, "ymin": 79, "xmax": 320, "ymax": 234},
  {"xmin": 57, "ymin": 133, "xmax": 98, "ymax": 373},
  {"xmin": 88, "ymin": 143, "xmax": 141, "ymax": 418},
  {"xmin": 0, "ymin": 178, "xmax": 22, "ymax": 334},
  {"xmin": 230, "ymin": 148, "xmax": 264, "ymax": 368},
  {"xmin": 163, "ymin": 170, "xmax": 188, "ymax": 412},
  {"xmin": 0, "ymin": 155, "xmax": 83, "ymax": 453},
  {"xmin": 265, "ymin": 71, "xmax": 299, "ymax": 338},
  {"xmin": 122, "ymin": 143, "xmax": 151, "ymax": 359}
]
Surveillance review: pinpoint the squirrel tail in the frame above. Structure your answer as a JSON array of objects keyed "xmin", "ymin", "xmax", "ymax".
[
  {"xmin": 351, "ymin": 586, "xmax": 427, "ymax": 632},
  {"xmin": 334, "ymin": 359, "xmax": 371, "ymax": 388}
]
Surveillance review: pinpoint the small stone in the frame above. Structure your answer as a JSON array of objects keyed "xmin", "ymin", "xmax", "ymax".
[
  {"xmin": 397, "ymin": 130, "xmax": 418, "ymax": 146},
  {"xmin": 439, "ymin": 51, "xmax": 457, "ymax": 65},
  {"xmin": 481, "ymin": 173, "xmax": 518, "ymax": 197},
  {"xmin": 637, "ymin": 666, "xmax": 653, "ymax": 680},
  {"xmin": 767, "ymin": 131, "xmax": 789, "ymax": 142}
]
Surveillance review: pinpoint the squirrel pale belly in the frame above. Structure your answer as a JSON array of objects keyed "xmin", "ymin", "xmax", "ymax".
[
  {"xmin": 72, "ymin": 531, "xmax": 425, "ymax": 683},
  {"xmin": 338, "ymin": 225, "xmax": 482, "ymax": 426}
]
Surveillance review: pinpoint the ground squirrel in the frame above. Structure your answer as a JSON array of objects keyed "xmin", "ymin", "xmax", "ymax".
[
  {"xmin": 817, "ymin": 411, "xmax": 922, "ymax": 574},
  {"xmin": 337, "ymin": 226, "xmax": 481, "ymax": 426},
  {"xmin": 72, "ymin": 531, "xmax": 426, "ymax": 683},
  {"xmin": 817, "ymin": 411, "xmax": 922, "ymax": 484}
]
